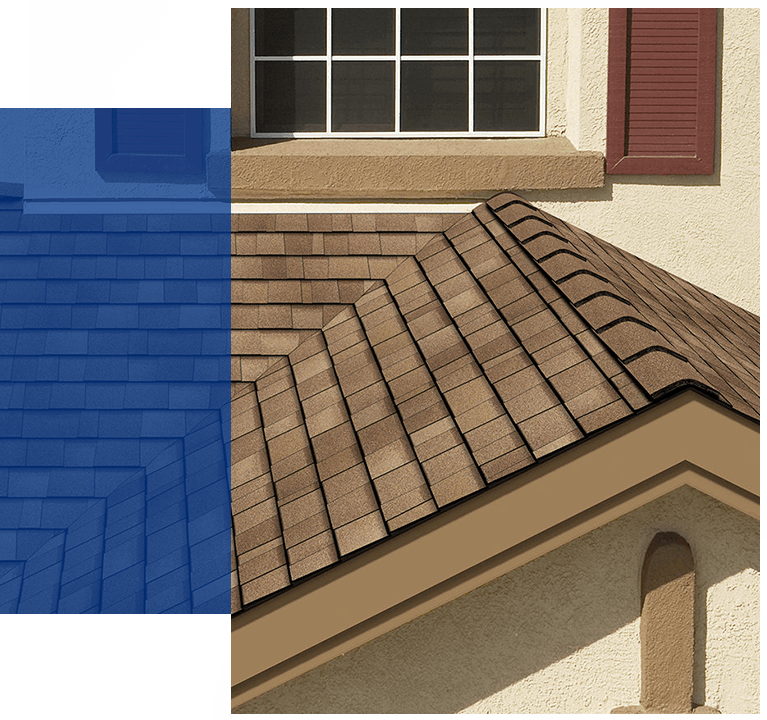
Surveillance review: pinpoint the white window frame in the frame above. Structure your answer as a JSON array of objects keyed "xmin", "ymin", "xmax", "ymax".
[{"xmin": 250, "ymin": 8, "xmax": 547, "ymax": 139}]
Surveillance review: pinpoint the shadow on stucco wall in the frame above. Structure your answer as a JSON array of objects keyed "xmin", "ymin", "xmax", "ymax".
[{"xmin": 234, "ymin": 486, "xmax": 758, "ymax": 714}]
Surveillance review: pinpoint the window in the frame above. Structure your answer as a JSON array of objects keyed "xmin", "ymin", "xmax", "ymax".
[
  {"xmin": 95, "ymin": 109, "xmax": 203, "ymax": 173},
  {"xmin": 250, "ymin": 8, "xmax": 546, "ymax": 138}
]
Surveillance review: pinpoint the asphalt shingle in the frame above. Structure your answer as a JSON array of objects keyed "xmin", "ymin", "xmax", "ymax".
[{"xmin": 232, "ymin": 193, "xmax": 760, "ymax": 611}]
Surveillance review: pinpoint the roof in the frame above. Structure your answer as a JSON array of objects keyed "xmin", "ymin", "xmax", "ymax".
[{"xmin": 231, "ymin": 192, "xmax": 759, "ymax": 613}]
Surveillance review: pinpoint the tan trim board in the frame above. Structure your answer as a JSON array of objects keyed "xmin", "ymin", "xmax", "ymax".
[
  {"xmin": 230, "ymin": 137, "xmax": 605, "ymax": 201},
  {"xmin": 232, "ymin": 392, "xmax": 758, "ymax": 706}
]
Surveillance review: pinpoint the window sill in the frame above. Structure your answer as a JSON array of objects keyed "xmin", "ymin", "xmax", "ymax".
[{"xmin": 230, "ymin": 136, "xmax": 604, "ymax": 201}]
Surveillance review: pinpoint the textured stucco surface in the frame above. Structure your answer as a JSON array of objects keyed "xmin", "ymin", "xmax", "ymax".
[
  {"xmin": 232, "ymin": 8, "xmax": 759, "ymax": 312},
  {"xmin": 234, "ymin": 485, "xmax": 758, "ymax": 714},
  {"xmin": 23, "ymin": 109, "xmax": 230, "ymax": 201},
  {"xmin": 534, "ymin": 8, "xmax": 759, "ymax": 314}
]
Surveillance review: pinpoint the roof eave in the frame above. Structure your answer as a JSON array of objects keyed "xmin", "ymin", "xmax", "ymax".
[{"xmin": 232, "ymin": 389, "xmax": 758, "ymax": 707}]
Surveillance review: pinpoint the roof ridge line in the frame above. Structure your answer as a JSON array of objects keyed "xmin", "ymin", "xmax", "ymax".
[{"xmin": 484, "ymin": 193, "xmax": 719, "ymax": 402}]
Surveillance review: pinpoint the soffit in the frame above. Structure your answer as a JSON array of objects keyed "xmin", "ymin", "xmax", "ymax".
[{"xmin": 232, "ymin": 390, "xmax": 759, "ymax": 705}]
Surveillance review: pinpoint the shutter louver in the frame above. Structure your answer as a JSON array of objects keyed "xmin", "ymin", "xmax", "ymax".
[{"xmin": 606, "ymin": 9, "xmax": 716, "ymax": 175}]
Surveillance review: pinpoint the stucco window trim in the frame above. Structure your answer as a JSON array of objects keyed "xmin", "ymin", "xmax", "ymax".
[
  {"xmin": 230, "ymin": 136, "xmax": 605, "ymax": 201},
  {"xmin": 231, "ymin": 9, "xmax": 604, "ymax": 200}
]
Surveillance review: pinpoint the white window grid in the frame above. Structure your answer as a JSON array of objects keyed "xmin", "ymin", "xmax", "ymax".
[{"xmin": 250, "ymin": 8, "xmax": 547, "ymax": 138}]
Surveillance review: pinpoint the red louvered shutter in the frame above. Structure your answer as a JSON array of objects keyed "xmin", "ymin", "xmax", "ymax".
[{"xmin": 606, "ymin": 8, "xmax": 717, "ymax": 175}]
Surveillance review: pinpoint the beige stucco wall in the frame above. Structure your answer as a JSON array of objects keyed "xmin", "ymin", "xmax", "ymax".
[
  {"xmin": 539, "ymin": 8, "xmax": 759, "ymax": 314},
  {"xmin": 231, "ymin": 9, "xmax": 758, "ymax": 311},
  {"xmin": 234, "ymin": 485, "xmax": 759, "ymax": 714}
]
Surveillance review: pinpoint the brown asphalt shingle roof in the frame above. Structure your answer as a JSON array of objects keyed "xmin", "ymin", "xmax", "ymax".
[{"xmin": 231, "ymin": 192, "xmax": 759, "ymax": 612}]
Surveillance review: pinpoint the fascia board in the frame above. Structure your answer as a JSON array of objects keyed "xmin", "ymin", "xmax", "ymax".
[{"xmin": 231, "ymin": 391, "xmax": 758, "ymax": 706}]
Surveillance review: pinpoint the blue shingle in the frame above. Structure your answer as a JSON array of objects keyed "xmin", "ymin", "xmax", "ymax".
[
  {"xmin": 76, "ymin": 411, "xmax": 99, "ymax": 438},
  {"xmin": 103, "ymin": 215, "xmax": 128, "ymax": 233},
  {"xmin": 116, "ymin": 257, "xmax": 145, "ymax": 279},
  {"xmin": 122, "ymin": 383, "xmax": 169, "ymax": 408},
  {"xmin": 47, "ymin": 467, "xmax": 95, "ymax": 496},
  {"xmin": 106, "ymin": 233, "xmax": 142, "ymax": 256},
  {"xmin": 189, "ymin": 530, "xmax": 228, "ymax": 591},
  {"xmin": 170, "ymin": 383, "xmax": 211, "ymax": 409},
  {"xmin": 136, "ymin": 281, "xmax": 164, "ymax": 303},
  {"xmin": 17, "ymin": 214, "xmax": 61, "ymax": 232},
  {"xmin": 21, "ymin": 384, "xmax": 52, "ymax": 409},
  {"xmin": 87, "ymin": 331, "xmax": 130, "ymax": 355},
  {"xmin": 138, "ymin": 304, "xmax": 180, "ymax": 328},
  {"xmin": 100, "ymin": 563, "xmax": 145, "ymax": 611},
  {"xmin": 102, "ymin": 531, "xmax": 145, "ymax": 578},
  {"xmin": 84, "ymin": 383, "xmax": 126, "ymax": 409},
  {"xmin": 45, "ymin": 280, "xmax": 79, "ymax": 304},
  {"xmin": 70, "ymin": 216, "xmax": 104, "ymax": 233},
  {"xmin": 146, "ymin": 519, "xmax": 187, "ymax": 563},
  {"xmin": 23, "ymin": 409, "xmax": 82, "ymax": 439},
  {"xmin": 145, "ymin": 565, "xmax": 190, "ymax": 613},
  {"xmin": 62, "ymin": 441, "xmax": 98, "ymax": 468},
  {"xmin": 37, "ymin": 256, "xmax": 73, "ymax": 279},
  {"xmin": 0, "ymin": 410, "xmax": 22, "ymax": 437},
  {"xmin": 3, "ymin": 280, "xmax": 47, "ymax": 303},
  {"xmin": 70, "ymin": 256, "xmax": 98, "ymax": 279},
  {"xmin": 197, "ymin": 280, "xmax": 225, "ymax": 303},
  {"xmin": 173, "ymin": 215, "xmax": 212, "ymax": 233},
  {"xmin": 8, "ymin": 469, "xmax": 50, "ymax": 497},
  {"xmin": 93, "ymin": 439, "xmax": 141, "ymax": 466},
  {"xmin": 157, "ymin": 356, "xmax": 195, "ymax": 380},
  {"xmin": 145, "ymin": 546, "xmax": 188, "ymax": 583},
  {"xmin": 95, "ymin": 256, "xmax": 117, "ymax": 278},
  {"xmin": 109, "ymin": 281, "xmax": 139, "ymax": 304},
  {"xmin": 0, "ymin": 210, "xmax": 22, "ymax": 231},
  {"xmin": 12, "ymin": 357, "xmax": 39, "ymax": 382},
  {"xmin": 75, "ymin": 281, "xmax": 111, "ymax": 303},
  {"xmin": 179, "ymin": 304, "xmax": 222, "ymax": 329},
  {"xmin": 44, "ymin": 330, "xmax": 89, "ymax": 354},
  {"xmin": 96, "ymin": 304, "xmax": 139, "ymax": 329},
  {"xmin": 146, "ymin": 215, "xmax": 173, "ymax": 232},
  {"xmin": 58, "ymin": 357, "xmax": 87, "ymax": 381},
  {"xmin": 140, "ymin": 410, "xmax": 187, "ymax": 438},
  {"xmin": 125, "ymin": 215, "xmax": 148, "ymax": 232},
  {"xmin": 84, "ymin": 356, "xmax": 128, "ymax": 382},
  {"xmin": 25, "ymin": 439, "xmax": 66, "ymax": 466},
  {"xmin": 139, "ymin": 232, "xmax": 180, "ymax": 255},
  {"xmin": 1, "ymin": 257, "xmax": 39, "ymax": 280},
  {"xmin": 25, "ymin": 304, "xmax": 73, "ymax": 328},
  {"xmin": 163, "ymin": 280, "xmax": 198, "ymax": 303},
  {"xmin": 73, "ymin": 231, "xmax": 107, "ymax": 252},
  {"xmin": 149, "ymin": 330, "xmax": 202, "ymax": 355}
]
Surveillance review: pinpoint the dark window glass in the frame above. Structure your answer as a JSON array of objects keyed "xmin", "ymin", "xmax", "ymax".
[
  {"xmin": 254, "ymin": 9, "xmax": 326, "ymax": 56},
  {"xmin": 332, "ymin": 9, "xmax": 395, "ymax": 56},
  {"xmin": 401, "ymin": 61, "xmax": 468, "ymax": 131},
  {"xmin": 255, "ymin": 62, "xmax": 326, "ymax": 133},
  {"xmin": 474, "ymin": 61, "xmax": 540, "ymax": 131},
  {"xmin": 332, "ymin": 62, "xmax": 395, "ymax": 132},
  {"xmin": 401, "ymin": 9, "xmax": 468, "ymax": 56},
  {"xmin": 474, "ymin": 9, "xmax": 540, "ymax": 55}
]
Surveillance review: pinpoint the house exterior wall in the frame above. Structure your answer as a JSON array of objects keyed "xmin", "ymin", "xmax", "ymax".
[
  {"xmin": 231, "ymin": 8, "xmax": 759, "ymax": 313},
  {"xmin": 536, "ymin": 8, "xmax": 759, "ymax": 314},
  {"xmin": 21, "ymin": 109, "xmax": 230, "ymax": 202},
  {"xmin": 233, "ymin": 485, "xmax": 759, "ymax": 714}
]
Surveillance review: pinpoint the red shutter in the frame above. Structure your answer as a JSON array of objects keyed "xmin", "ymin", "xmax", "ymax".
[{"xmin": 606, "ymin": 8, "xmax": 717, "ymax": 175}]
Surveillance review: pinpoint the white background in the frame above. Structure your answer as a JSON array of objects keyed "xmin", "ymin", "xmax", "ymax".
[{"xmin": 29, "ymin": 0, "xmax": 169, "ymax": 107}]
